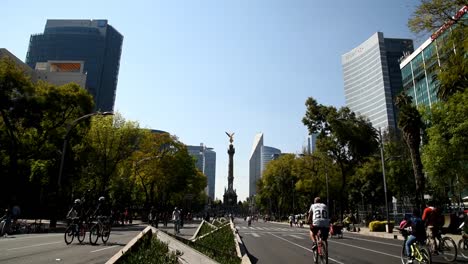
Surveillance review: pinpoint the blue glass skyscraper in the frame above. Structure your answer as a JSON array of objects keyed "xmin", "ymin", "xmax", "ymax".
[{"xmin": 26, "ymin": 19, "xmax": 123, "ymax": 112}]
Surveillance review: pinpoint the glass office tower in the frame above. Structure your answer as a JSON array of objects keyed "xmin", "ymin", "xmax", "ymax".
[
  {"xmin": 342, "ymin": 32, "xmax": 413, "ymax": 131},
  {"xmin": 187, "ymin": 144, "xmax": 216, "ymax": 200},
  {"xmin": 26, "ymin": 19, "xmax": 123, "ymax": 112}
]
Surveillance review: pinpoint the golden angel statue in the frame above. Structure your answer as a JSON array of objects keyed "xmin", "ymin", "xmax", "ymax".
[{"xmin": 225, "ymin": 132, "xmax": 235, "ymax": 144}]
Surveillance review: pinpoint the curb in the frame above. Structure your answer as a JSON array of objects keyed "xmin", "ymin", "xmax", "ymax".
[{"xmin": 230, "ymin": 220, "xmax": 252, "ymax": 264}]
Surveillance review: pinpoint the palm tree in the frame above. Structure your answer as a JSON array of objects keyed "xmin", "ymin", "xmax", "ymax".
[{"xmin": 395, "ymin": 94, "xmax": 425, "ymax": 208}]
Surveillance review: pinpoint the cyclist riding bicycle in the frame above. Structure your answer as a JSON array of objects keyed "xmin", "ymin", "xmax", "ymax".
[
  {"xmin": 307, "ymin": 197, "xmax": 330, "ymax": 250},
  {"xmin": 402, "ymin": 209, "xmax": 427, "ymax": 264},
  {"xmin": 422, "ymin": 201, "xmax": 442, "ymax": 253},
  {"xmin": 91, "ymin": 197, "xmax": 106, "ymax": 217}
]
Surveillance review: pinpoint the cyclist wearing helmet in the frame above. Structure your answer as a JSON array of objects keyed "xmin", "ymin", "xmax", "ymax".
[
  {"xmin": 67, "ymin": 199, "xmax": 82, "ymax": 219},
  {"xmin": 91, "ymin": 197, "xmax": 109, "ymax": 219}
]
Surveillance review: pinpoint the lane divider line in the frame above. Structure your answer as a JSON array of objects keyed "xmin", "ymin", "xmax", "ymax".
[
  {"xmin": 90, "ymin": 245, "xmax": 119, "ymax": 253},
  {"xmin": 269, "ymin": 233, "xmax": 345, "ymax": 264},
  {"xmin": 342, "ymin": 236, "xmax": 401, "ymax": 247},
  {"xmin": 7, "ymin": 241, "xmax": 61, "ymax": 251}
]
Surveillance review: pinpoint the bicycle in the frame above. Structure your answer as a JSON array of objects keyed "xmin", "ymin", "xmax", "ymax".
[
  {"xmin": 89, "ymin": 216, "xmax": 111, "ymax": 245},
  {"xmin": 64, "ymin": 218, "xmax": 86, "ymax": 245},
  {"xmin": 426, "ymin": 228, "xmax": 457, "ymax": 262},
  {"xmin": 312, "ymin": 227, "xmax": 328, "ymax": 264},
  {"xmin": 399, "ymin": 228, "xmax": 432, "ymax": 264}
]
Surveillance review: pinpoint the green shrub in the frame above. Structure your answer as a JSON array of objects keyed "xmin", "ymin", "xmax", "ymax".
[
  {"xmin": 177, "ymin": 225, "xmax": 241, "ymax": 264},
  {"xmin": 369, "ymin": 221, "xmax": 395, "ymax": 232},
  {"xmin": 118, "ymin": 235, "xmax": 179, "ymax": 264},
  {"xmin": 198, "ymin": 221, "xmax": 216, "ymax": 237}
]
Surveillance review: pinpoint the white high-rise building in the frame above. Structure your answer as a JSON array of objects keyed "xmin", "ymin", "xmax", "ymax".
[
  {"xmin": 249, "ymin": 133, "xmax": 281, "ymax": 197},
  {"xmin": 342, "ymin": 32, "xmax": 413, "ymax": 131}
]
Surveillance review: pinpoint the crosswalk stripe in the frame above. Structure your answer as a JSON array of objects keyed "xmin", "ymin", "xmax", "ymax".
[{"xmin": 251, "ymin": 233, "xmax": 260, "ymax": 237}]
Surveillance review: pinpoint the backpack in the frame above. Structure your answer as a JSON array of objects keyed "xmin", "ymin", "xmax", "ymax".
[{"xmin": 411, "ymin": 217, "xmax": 427, "ymax": 240}]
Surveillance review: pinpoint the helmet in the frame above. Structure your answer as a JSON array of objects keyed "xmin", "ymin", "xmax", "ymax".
[
  {"xmin": 98, "ymin": 196, "xmax": 105, "ymax": 202},
  {"xmin": 174, "ymin": 207, "xmax": 178, "ymax": 210},
  {"xmin": 74, "ymin": 199, "xmax": 81, "ymax": 204}
]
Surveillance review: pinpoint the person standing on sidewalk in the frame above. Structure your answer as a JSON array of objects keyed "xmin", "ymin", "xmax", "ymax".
[{"xmin": 172, "ymin": 207, "xmax": 181, "ymax": 234}]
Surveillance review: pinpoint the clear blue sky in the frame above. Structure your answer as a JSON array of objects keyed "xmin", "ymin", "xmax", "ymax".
[{"xmin": 2, "ymin": 0, "xmax": 422, "ymax": 201}]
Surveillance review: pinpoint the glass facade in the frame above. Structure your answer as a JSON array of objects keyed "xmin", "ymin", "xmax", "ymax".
[
  {"xmin": 400, "ymin": 8, "xmax": 467, "ymax": 107},
  {"xmin": 260, "ymin": 146, "xmax": 281, "ymax": 174},
  {"xmin": 26, "ymin": 20, "xmax": 123, "ymax": 112},
  {"xmin": 187, "ymin": 144, "xmax": 216, "ymax": 200},
  {"xmin": 342, "ymin": 32, "xmax": 413, "ymax": 130}
]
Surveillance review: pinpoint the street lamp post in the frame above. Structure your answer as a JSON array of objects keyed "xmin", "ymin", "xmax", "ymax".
[
  {"xmin": 57, "ymin": 111, "xmax": 113, "ymax": 189},
  {"xmin": 378, "ymin": 128, "xmax": 391, "ymax": 233}
]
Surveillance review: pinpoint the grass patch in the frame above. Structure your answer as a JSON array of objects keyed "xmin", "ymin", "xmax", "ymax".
[
  {"xmin": 117, "ymin": 235, "xmax": 179, "ymax": 264},
  {"xmin": 198, "ymin": 221, "xmax": 217, "ymax": 237},
  {"xmin": 176, "ymin": 225, "xmax": 241, "ymax": 264},
  {"xmin": 212, "ymin": 218, "xmax": 227, "ymax": 227}
]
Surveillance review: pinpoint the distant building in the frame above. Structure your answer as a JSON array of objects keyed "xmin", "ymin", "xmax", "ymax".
[
  {"xmin": 26, "ymin": 19, "xmax": 123, "ymax": 112},
  {"xmin": 187, "ymin": 144, "xmax": 216, "ymax": 200},
  {"xmin": 342, "ymin": 32, "xmax": 413, "ymax": 131},
  {"xmin": 400, "ymin": 6, "xmax": 467, "ymax": 108},
  {"xmin": 307, "ymin": 133, "xmax": 318, "ymax": 154},
  {"xmin": 1, "ymin": 48, "xmax": 86, "ymax": 87},
  {"xmin": 261, "ymin": 146, "xmax": 281, "ymax": 174},
  {"xmin": 249, "ymin": 133, "xmax": 281, "ymax": 197},
  {"xmin": 0, "ymin": 48, "xmax": 34, "ymax": 75},
  {"xmin": 34, "ymin": 61, "xmax": 86, "ymax": 87}
]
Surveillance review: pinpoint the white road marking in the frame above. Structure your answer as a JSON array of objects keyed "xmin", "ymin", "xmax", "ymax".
[
  {"xmin": 344, "ymin": 236, "xmax": 401, "ymax": 247},
  {"xmin": 7, "ymin": 241, "xmax": 62, "ymax": 251},
  {"xmin": 0, "ymin": 234, "xmax": 62, "ymax": 242},
  {"xmin": 269, "ymin": 233, "xmax": 345, "ymax": 264},
  {"xmin": 289, "ymin": 234, "xmax": 305, "ymax": 239},
  {"xmin": 256, "ymin": 227, "xmax": 264, "ymax": 230},
  {"xmin": 90, "ymin": 245, "xmax": 119, "ymax": 253},
  {"xmin": 251, "ymin": 233, "xmax": 260, "ymax": 238},
  {"xmin": 329, "ymin": 240, "xmax": 400, "ymax": 259}
]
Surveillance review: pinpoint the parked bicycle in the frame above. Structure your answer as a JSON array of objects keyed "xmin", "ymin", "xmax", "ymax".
[
  {"xmin": 64, "ymin": 217, "xmax": 86, "ymax": 245},
  {"xmin": 89, "ymin": 216, "xmax": 111, "ymax": 245},
  {"xmin": 313, "ymin": 228, "xmax": 328, "ymax": 264},
  {"xmin": 426, "ymin": 229, "xmax": 457, "ymax": 262},
  {"xmin": 399, "ymin": 227, "xmax": 432, "ymax": 264}
]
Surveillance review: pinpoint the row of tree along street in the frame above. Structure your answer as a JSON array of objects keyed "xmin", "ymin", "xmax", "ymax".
[
  {"xmin": 0, "ymin": 58, "xmax": 207, "ymax": 226},
  {"xmin": 254, "ymin": 0, "xmax": 468, "ymax": 222}
]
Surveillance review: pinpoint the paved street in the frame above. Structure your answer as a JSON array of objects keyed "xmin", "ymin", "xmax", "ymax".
[
  {"xmin": 235, "ymin": 219, "xmax": 468, "ymax": 264},
  {"xmin": 0, "ymin": 224, "xmax": 145, "ymax": 264}
]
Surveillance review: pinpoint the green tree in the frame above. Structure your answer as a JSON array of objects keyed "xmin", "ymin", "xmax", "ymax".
[
  {"xmin": 395, "ymin": 94, "xmax": 425, "ymax": 207},
  {"xmin": 302, "ymin": 97, "xmax": 379, "ymax": 217},
  {"xmin": 382, "ymin": 132, "xmax": 415, "ymax": 201},
  {"xmin": 256, "ymin": 154, "xmax": 297, "ymax": 218},
  {"xmin": 78, "ymin": 113, "xmax": 141, "ymax": 197},
  {"xmin": 421, "ymin": 89, "xmax": 468, "ymax": 202}
]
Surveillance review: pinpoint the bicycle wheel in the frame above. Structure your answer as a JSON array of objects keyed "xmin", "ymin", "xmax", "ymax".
[
  {"xmin": 64, "ymin": 226, "xmax": 75, "ymax": 245},
  {"xmin": 458, "ymin": 239, "xmax": 468, "ymax": 259},
  {"xmin": 101, "ymin": 225, "xmax": 111, "ymax": 244},
  {"xmin": 319, "ymin": 241, "xmax": 328, "ymax": 264},
  {"xmin": 313, "ymin": 249, "xmax": 318, "ymax": 263},
  {"xmin": 89, "ymin": 224, "xmax": 100, "ymax": 245},
  {"xmin": 439, "ymin": 237, "xmax": 457, "ymax": 262},
  {"xmin": 77, "ymin": 225, "xmax": 86, "ymax": 243},
  {"xmin": 401, "ymin": 244, "xmax": 409, "ymax": 264},
  {"xmin": 418, "ymin": 246, "xmax": 432, "ymax": 264}
]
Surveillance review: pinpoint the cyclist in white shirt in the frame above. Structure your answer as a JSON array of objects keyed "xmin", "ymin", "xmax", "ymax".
[{"xmin": 307, "ymin": 197, "xmax": 330, "ymax": 249}]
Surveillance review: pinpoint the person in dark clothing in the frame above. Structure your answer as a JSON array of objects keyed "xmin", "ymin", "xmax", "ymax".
[{"xmin": 403, "ymin": 209, "xmax": 427, "ymax": 264}]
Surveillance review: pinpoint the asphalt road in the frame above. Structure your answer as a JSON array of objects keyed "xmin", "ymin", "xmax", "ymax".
[
  {"xmin": 0, "ymin": 224, "xmax": 145, "ymax": 264},
  {"xmin": 236, "ymin": 219, "xmax": 468, "ymax": 264}
]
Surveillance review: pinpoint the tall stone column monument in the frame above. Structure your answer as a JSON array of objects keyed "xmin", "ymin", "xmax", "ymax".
[{"xmin": 223, "ymin": 132, "xmax": 238, "ymax": 207}]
